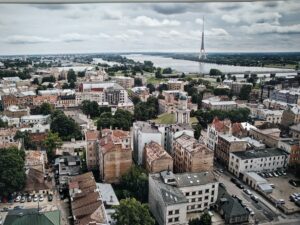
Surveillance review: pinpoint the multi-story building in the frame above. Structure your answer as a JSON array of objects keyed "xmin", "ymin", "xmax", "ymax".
[
  {"xmin": 98, "ymin": 129, "xmax": 132, "ymax": 183},
  {"xmin": 132, "ymin": 121, "xmax": 162, "ymax": 165},
  {"xmin": 278, "ymin": 139, "xmax": 300, "ymax": 166},
  {"xmin": 289, "ymin": 123, "xmax": 300, "ymax": 139},
  {"xmin": 228, "ymin": 148, "xmax": 289, "ymax": 178},
  {"xmin": 112, "ymin": 76, "xmax": 134, "ymax": 89},
  {"xmin": 2, "ymin": 105, "xmax": 29, "ymax": 118},
  {"xmin": 56, "ymin": 94, "xmax": 77, "ymax": 108},
  {"xmin": 144, "ymin": 141, "xmax": 173, "ymax": 173},
  {"xmin": 131, "ymin": 86, "xmax": 150, "ymax": 102},
  {"xmin": 20, "ymin": 114, "xmax": 50, "ymax": 125},
  {"xmin": 85, "ymin": 130, "xmax": 100, "ymax": 170},
  {"xmin": 1, "ymin": 91, "xmax": 36, "ymax": 109},
  {"xmin": 256, "ymin": 109, "xmax": 283, "ymax": 124},
  {"xmin": 215, "ymin": 134, "xmax": 247, "ymax": 167},
  {"xmin": 249, "ymin": 127, "xmax": 281, "ymax": 148},
  {"xmin": 33, "ymin": 95, "xmax": 58, "ymax": 107},
  {"xmin": 0, "ymin": 128, "xmax": 20, "ymax": 149},
  {"xmin": 175, "ymin": 95, "xmax": 190, "ymax": 124},
  {"xmin": 167, "ymin": 79, "xmax": 185, "ymax": 91},
  {"xmin": 223, "ymin": 80, "xmax": 253, "ymax": 95},
  {"xmin": 174, "ymin": 134, "xmax": 214, "ymax": 173},
  {"xmin": 207, "ymin": 117, "xmax": 231, "ymax": 151},
  {"xmin": 75, "ymin": 91, "xmax": 105, "ymax": 105},
  {"xmin": 202, "ymin": 99, "xmax": 237, "ymax": 111},
  {"xmin": 68, "ymin": 172, "xmax": 108, "ymax": 225},
  {"xmin": 149, "ymin": 170, "xmax": 219, "ymax": 225},
  {"xmin": 270, "ymin": 88, "xmax": 300, "ymax": 104},
  {"xmin": 281, "ymin": 105, "xmax": 300, "ymax": 127}
]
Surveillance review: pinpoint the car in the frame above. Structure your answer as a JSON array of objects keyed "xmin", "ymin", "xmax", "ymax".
[
  {"xmin": 48, "ymin": 194, "xmax": 53, "ymax": 202},
  {"xmin": 39, "ymin": 195, "xmax": 44, "ymax": 202},
  {"xmin": 277, "ymin": 171, "xmax": 283, "ymax": 176},
  {"xmin": 268, "ymin": 173, "xmax": 273, "ymax": 177},
  {"xmin": 251, "ymin": 195, "xmax": 259, "ymax": 203},
  {"xmin": 236, "ymin": 182, "xmax": 244, "ymax": 189},
  {"xmin": 230, "ymin": 178, "xmax": 237, "ymax": 184},
  {"xmin": 219, "ymin": 183, "xmax": 226, "ymax": 189},
  {"xmin": 27, "ymin": 195, "xmax": 32, "ymax": 202},
  {"xmin": 33, "ymin": 194, "xmax": 38, "ymax": 202},
  {"xmin": 264, "ymin": 173, "xmax": 269, "ymax": 178},
  {"xmin": 20, "ymin": 196, "xmax": 26, "ymax": 203},
  {"xmin": 243, "ymin": 189, "xmax": 252, "ymax": 195},
  {"xmin": 260, "ymin": 173, "xmax": 265, "ymax": 178},
  {"xmin": 13, "ymin": 206, "xmax": 23, "ymax": 210},
  {"xmin": 218, "ymin": 169, "xmax": 224, "ymax": 173},
  {"xmin": 289, "ymin": 179, "xmax": 300, "ymax": 187},
  {"xmin": 277, "ymin": 199, "xmax": 285, "ymax": 205},
  {"xmin": 14, "ymin": 196, "xmax": 21, "ymax": 202},
  {"xmin": 272, "ymin": 172, "xmax": 279, "ymax": 177}
]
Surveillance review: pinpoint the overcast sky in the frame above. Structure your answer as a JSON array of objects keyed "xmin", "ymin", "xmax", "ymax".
[{"xmin": 0, "ymin": 1, "xmax": 300, "ymax": 55}]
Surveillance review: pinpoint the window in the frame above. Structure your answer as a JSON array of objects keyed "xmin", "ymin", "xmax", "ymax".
[
  {"xmin": 205, "ymin": 196, "xmax": 209, "ymax": 200},
  {"xmin": 192, "ymin": 191, "xmax": 196, "ymax": 195},
  {"xmin": 168, "ymin": 211, "xmax": 173, "ymax": 216},
  {"xmin": 211, "ymin": 190, "xmax": 215, "ymax": 195},
  {"xmin": 174, "ymin": 217, "xmax": 179, "ymax": 222},
  {"xmin": 198, "ymin": 190, "xmax": 202, "ymax": 195},
  {"xmin": 168, "ymin": 218, "xmax": 172, "ymax": 223},
  {"xmin": 175, "ymin": 210, "xmax": 179, "ymax": 214},
  {"xmin": 205, "ymin": 189, "xmax": 209, "ymax": 193}
]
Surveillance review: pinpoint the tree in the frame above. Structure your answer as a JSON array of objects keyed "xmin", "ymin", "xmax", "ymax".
[
  {"xmin": 155, "ymin": 68, "xmax": 162, "ymax": 79},
  {"xmin": 193, "ymin": 124, "xmax": 202, "ymax": 140},
  {"xmin": 146, "ymin": 83, "xmax": 155, "ymax": 94},
  {"xmin": 78, "ymin": 71, "xmax": 86, "ymax": 78},
  {"xmin": 80, "ymin": 100, "xmax": 101, "ymax": 118},
  {"xmin": 51, "ymin": 110, "xmax": 82, "ymax": 141},
  {"xmin": 216, "ymin": 77, "xmax": 221, "ymax": 83},
  {"xmin": 162, "ymin": 67, "xmax": 172, "ymax": 74},
  {"xmin": 189, "ymin": 213, "xmax": 211, "ymax": 225},
  {"xmin": 213, "ymin": 88, "xmax": 230, "ymax": 96},
  {"xmin": 0, "ymin": 147, "xmax": 26, "ymax": 196},
  {"xmin": 42, "ymin": 75, "xmax": 56, "ymax": 83},
  {"xmin": 32, "ymin": 77, "xmax": 39, "ymax": 85},
  {"xmin": 0, "ymin": 118, "xmax": 8, "ymax": 128},
  {"xmin": 131, "ymin": 96, "xmax": 141, "ymax": 105},
  {"xmin": 209, "ymin": 68, "xmax": 222, "ymax": 76},
  {"xmin": 14, "ymin": 130, "xmax": 37, "ymax": 150},
  {"xmin": 43, "ymin": 132, "xmax": 63, "ymax": 161},
  {"xmin": 97, "ymin": 109, "xmax": 133, "ymax": 131},
  {"xmin": 39, "ymin": 102, "xmax": 53, "ymax": 115},
  {"xmin": 97, "ymin": 112, "xmax": 113, "ymax": 130},
  {"xmin": 112, "ymin": 198, "xmax": 155, "ymax": 225},
  {"xmin": 134, "ymin": 78, "xmax": 143, "ymax": 87},
  {"xmin": 134, "ymin": 97, "xmax": 159, "ymax": 121},
  {"xmin": 232, "ymin": 75, "xmax": 237, "ymax": 81},
  {"xmin": 118, "ymin": 166, "xmax": 149, "ymax": 202},
  {"xmin": 239, "ymin": 84, "xmax": 252, "ymax": 100},
  {"xmin": 158, "ymin": 83, "xmax": 168, "ymax": 92},
  {"xmin": 67, "ymin": 69, "xmax": 77, "ymax": 83}
]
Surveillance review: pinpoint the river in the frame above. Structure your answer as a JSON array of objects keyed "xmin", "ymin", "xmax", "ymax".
[{"xmin": 123, "ymin": 54, "xmax": 294, "ymax": 75}]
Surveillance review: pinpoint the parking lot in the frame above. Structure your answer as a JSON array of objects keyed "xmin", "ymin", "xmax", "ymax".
[{"xmin": 267, "ymin": 175, "xmax": 300, "ymax": 213}]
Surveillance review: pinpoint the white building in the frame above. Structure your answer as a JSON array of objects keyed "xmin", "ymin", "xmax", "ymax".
[
  {"xmin": 202, "ymin": 99, "xmax": 237, "ymax": 111},
  {"xmin": 0, "ymin": 115, "xmax": 20, "ymax": 127},
  {"xmin": 20, "ymin": 115, "xmax": 50, "ymax": 125},
  {"xmin": 132, "ymin": 121, "xmax": 162, "ymax": 165},
  {"xmin": 256, "ymin": 109, "xmax": 283, "ymax": 124},
  {"xmin": 229, "ymin": 148, "xmax": 289, "ymax": 178},
  {"xmin": 20, "ymin": 123, "xmax": 50, "ymax": 133},
  {"xmin": 149, "ymin": 171, "xmax": 219, "ymax": 225},
  {"xmin": 75, "ymin": 91, "xmax": 105, "ymax": 105}
]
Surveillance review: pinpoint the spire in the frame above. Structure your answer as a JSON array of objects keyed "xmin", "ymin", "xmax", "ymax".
[{"xmin": 199, "ymin": 16, "xmax": 207, "ymax": 60}]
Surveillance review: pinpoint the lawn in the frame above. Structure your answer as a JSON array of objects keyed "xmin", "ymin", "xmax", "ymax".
[{"xmin": 152, "ymin": 113, "xmax": 198, "ymax": 125}]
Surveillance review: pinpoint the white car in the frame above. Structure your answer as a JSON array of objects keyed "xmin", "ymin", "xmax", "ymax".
[
  {"xmin": 33, "ymin": 195, "xmax": 38, "ymax": 202},
  {"xmin": 243, "ymin": 189, "xmax": 252, "ymax": 195},
  {"xmin": 14, "ymin": 196, "xmax": 21, "ymax": 202},
  {"xmin": 39, "ymin": 195, "xmax": 44, "ymax": 202}
]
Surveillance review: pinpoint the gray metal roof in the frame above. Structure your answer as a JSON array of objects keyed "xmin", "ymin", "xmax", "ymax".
[{"xmin": 232, "ymin": 148, "xmax": 288, "ymax": 160}]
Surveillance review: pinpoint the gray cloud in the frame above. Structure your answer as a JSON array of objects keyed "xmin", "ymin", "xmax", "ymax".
[
  {"xmin": 152, "ymin": 4, "xmax": 189, "ymax": 15},
  {"xmin": 31, "ymin": 4, "xmax": 69, "ymax": 10}
]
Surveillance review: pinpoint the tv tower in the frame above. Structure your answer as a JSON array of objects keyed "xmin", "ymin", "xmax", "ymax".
[{"xmin": 199, "ymin": 16, "xmax": 207, "ymax": 60}]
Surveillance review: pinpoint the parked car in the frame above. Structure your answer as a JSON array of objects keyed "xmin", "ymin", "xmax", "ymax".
[
  {"xmin": 268, "ymin": 173, "xmax": 273, "ymax": 177},
  {"xmin": 289, "ymin": 179, "xmax": 300, "ymax": 187},
  {"xmin": 277, "ymin": 171, "xmax": 283, "ymax": 176},
  {"xmin": 244, "ymin": 189, "xmax": 252, "ymax": 195},
  {"xmin": 230, "ymin": 178, "xmax": 237, "ymax": 184},
  {"xmin": 277, "ymin": 199, "xmax": 285, "ymax": 205},
  {"xmin": 39, "ymin": 195, "xmax": 44, "ymax": 202},
  {"xmin": 219, "ymin": 183, "xmax": 226, "ymax": 189},
  {"xmin": 251, "ymin": 195, "xmax": 259, "ymax": 203},
  {"xmin": 20, "ymin": 196, "xmax": 26, "ymax": 203},
  {"xmin": 33, "ymin": 194, "xmax": 38, "ymax": 202},
  {"xmin": 272, "ymin": 172, "xmax": 279, "ymax": 177},
  {"xmin": 14, "ymin": 196, "xmax": 21, "ymax": 202},
  {"xmin": 27, "ymin": 195, "xmax": 32, "ymax": 202},
  {"xmin": 48, "ymin": 194, "xmax": 53, "ymax": 202},
  {"xmin": 236, "ymin": 182, "xmax": 244, "ymax": 189}
]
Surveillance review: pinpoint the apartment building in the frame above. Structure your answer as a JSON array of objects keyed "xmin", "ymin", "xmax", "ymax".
[
  {"xmin": 289, "ymin": 123, "xmax": 300, "ymax": 139},
  {"xmin": 1, "ymin": 91, "xmax": 36, "ymax": 109},
  {"xmin": 270, "ymin": 88, "xmax": 300, "ymax": 104},
  {"xmin": 278, "ymin": 139, "xmax": 300, "ymax": 166},
  {"xmin": 85, "ymin": 130, "xmax": 100, "ymax": 170},
  {"xmin": 2, "ymin": 105, "xmax": 29, "ymax": 118},
  {"xmin": 207, "ymin": 117, "xmax": 231, "ymax": 151},
  {"xmin": 132, "ymin": 121, "xmax": 162, "ymax": 165},
  {"xmin": 202, "ymin": 99, "xmax": 237, "ymax": 111},
  {"xmin": 167, "ymin": 79, "xmax": 185, "ymax": 91},
  {"xmin": 0, "ymin": 128, "xmax": 20, "ymax": 148},
  {"xmin": 256, "ymin": 109, "xmax": 283, "ymax": 124},
  {"xmin": 20, "ymin": 114, "xmax": 50, "ymax": 125},
  {"xmin": 144, "ymin": 141, "xmax": 173, "ymax": 173},
  {"xmin": 215, "ymin": 134, "xmax": 247, "ymax": 167},
  {"xmin": 228, "ymin": 148, "xmax": 289, "ymax": 178},
  {"xmin": 75, "ymin": 91, "xmax": 105, "ymax": 105},
  {"xmin": 112, "ymin": 76, "xmax": 134, "ymax": 89},
  {"xmin": 98, "ymin": 129, "xmax": 132, "ymax": 183},
  {"xmin": 174, "ymin": 134, "xmax": 214, "ymax": 173},
  {"xmin": 149, "ymin": 170, "xmax": 219, "ymax": 225},
  {"xmin": 223, "ymin": 80, "xmax": 253, "ymax": 95},
  {"xmin": 131, "ymin": 86, "xmax": 150, "ymax": 102},
  {"xmin": 281, "ymin": 105, "xmax": 300, "ymax": 127},
  {"xmin": 249, "ymin": 127, "xmax": 281, "ymax": 148}
]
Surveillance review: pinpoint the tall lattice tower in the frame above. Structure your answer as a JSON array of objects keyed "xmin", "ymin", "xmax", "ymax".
[{"xmin": 199, "ymin": 16, "xmax": 207, "ymax": 60}]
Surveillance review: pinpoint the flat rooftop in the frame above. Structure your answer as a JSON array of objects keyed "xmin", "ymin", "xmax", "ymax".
[
  {"xmin": 175, "ymin": 171, "xmax": 218, "ymax": 187},
  {"xmin": 232, "ymin": 148, "xmax": 288, "ymax": 160}
]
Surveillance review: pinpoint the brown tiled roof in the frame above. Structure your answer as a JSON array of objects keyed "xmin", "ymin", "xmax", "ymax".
[{"xmin": 85, "ymin": 130, "xmax": 100, "ymax": 141}]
